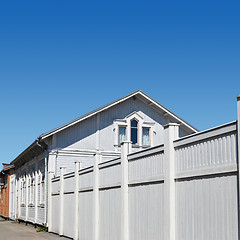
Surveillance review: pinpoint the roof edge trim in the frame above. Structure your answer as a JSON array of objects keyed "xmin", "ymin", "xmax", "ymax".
[{"xmin": 41, "ymin": 90, "xmax": 198, "ymax": 140}]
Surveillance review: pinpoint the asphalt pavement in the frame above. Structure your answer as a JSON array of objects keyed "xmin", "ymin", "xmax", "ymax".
[{"xmin": 0, "ymin": 217, "xmax": 70, "ymax": 240}]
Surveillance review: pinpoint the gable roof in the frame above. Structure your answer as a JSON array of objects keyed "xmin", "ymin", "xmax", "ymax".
[
  {"xmin": 40, "ymin": 89, "xmax": 198, "ymax": 140},
  {"xmin": 11, "ymin": 90, "xmax": 198, "ymax": 166}
]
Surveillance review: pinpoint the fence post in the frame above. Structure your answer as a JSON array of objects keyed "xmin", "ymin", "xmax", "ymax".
[
  {"xmin": 47, "ymin": 171, "xmax": 54, "ymax": 232},
  {"xmin": 164, "ymin": 123, "xmax": 179, "ymax": 240},
  {"xmin": 236, "ymin": 95, "xmax": 240, "ymax": 239},
  {"xmin": 121, "ymin": 141, "xmax": 132, "ymax": 240},
  {"xmin": 59, "ymin": 167, "xmax": 66, "ymax": 236},
  {"xmin": 74, "ymin": 162, "xmax": 81, "ymax": 240},
  {"xmin": 237, "ymin": 95, "xmax": 240, "ymax": 165},
  {"xmin": 94, "ymin": 151, "xmax": 101, "ymax": 240}
]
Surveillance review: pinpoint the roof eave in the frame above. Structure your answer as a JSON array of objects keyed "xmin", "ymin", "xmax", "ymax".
[{"xmin": 10, "ymin": 139, "xmax": 47, "ymax": 167}]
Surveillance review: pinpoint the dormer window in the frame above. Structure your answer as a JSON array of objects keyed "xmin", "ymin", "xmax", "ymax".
[
  {"xmin": 130, "ymin": 119, "xmax": 138, "ymax": 144},
  {"xmin": 113, "ymin": 111, "xmax": 154, "ymax": 149}
]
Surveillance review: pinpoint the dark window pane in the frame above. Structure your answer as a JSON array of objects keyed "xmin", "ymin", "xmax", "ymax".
[
  {"xmin": 131, "ymin": 128, "xmax": 138, "ymax": 144},
  {"xmin": 131, "ymin": 119, "xmax": 138, "ymax": 127}
]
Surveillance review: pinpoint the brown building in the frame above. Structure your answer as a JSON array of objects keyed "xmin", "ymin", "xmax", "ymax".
[{"xmin": 0, "ymin": 164, "xmax": 14, "ymax": 218}]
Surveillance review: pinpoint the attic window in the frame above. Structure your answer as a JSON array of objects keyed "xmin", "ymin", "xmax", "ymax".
[
  {"xmin": 142, "ymin": 127, "xmax": 150, "ymax": 146},
  {"xmin": 131, "ymin": 119, "xmax": 138, "ymax": 144},
  {"xmin": 113, "ymin": 112, "xmax": 154, "ymax": 148},
  {"xmin": 118, "ymin": 126, "xmax": 126, "ymax": 144}
]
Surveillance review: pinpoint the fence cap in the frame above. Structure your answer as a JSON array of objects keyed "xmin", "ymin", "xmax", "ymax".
[{"xmin": 236, "ymin": 95, "xmax": 240, "ymax": 101}]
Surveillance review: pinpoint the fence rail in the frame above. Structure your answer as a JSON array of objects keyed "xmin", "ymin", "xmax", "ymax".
[{"xmin": 49, "ymin": 121, "xmax": 239, "ymax": 240}]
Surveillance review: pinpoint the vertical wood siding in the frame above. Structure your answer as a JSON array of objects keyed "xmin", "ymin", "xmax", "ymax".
[
  {"xmin": 129, "ymin": 183, "xmax": 164, "ymax": 240},
  {"xmin": 48, "ymin": 121, "xmax": 238, "ymax": 240},
  {"xmin": 129, "ymin": 152, "xmax": 164, "ymax": 182},
  {"xmin": 52, "ymin": 178, "xmax": 60, "ymax": 194},
  {"xmin": 63, "ymin": 194, "xmax": 75, "ymax": 238},
  {"xmin": 99, "ymin": 161, "xmax": 121, "ymax": 187},
  {"xmin": 99, "ymin": 188, "xmax": 121, "ymax": 240},
  {"xmin": 56, "ymin": 155, "xmax": 94, "ymax": 176},
  {"xmin": 176, "ymin": 174, "xmax": 238, "ymax": 240},
  {"xmin": 51, "ymin": 195, "xmax": 60, "ymax": 233},
  {"xmin": 175, "ymin": 131, "xmax": 237, "ymax": 174},
  {"xmin": 53, "ymin": 97, "xmax": 172, "ymax": 152},
  {"xmin": 78, "ymin": 191, "xmax": 93, "ymax": 240},
  {"xmin": 79, "ymin": 170, "xmax": 93, "ymax": 189},
  {"xmin": 63, "ymin": 174, "xmax": 74, "ymax": 192}
]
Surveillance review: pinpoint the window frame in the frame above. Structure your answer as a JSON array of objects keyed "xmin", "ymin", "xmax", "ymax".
[
  {"xmin": 118, "ymin": 125, "xmax": 127, "ymax": 145},
  {"xmin": 130, "ymin": 118, "xmax": 139, "ymax": 145},
  {"xmin": 142, "ymin": 127, "xmax": 151, "ymax": 146},
  {"xmin": 113, "ymin": 113, "xmax": 154, "ymax": 148}
]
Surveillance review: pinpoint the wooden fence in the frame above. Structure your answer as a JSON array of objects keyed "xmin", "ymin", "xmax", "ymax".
[{"xmin": 48, "ymin": 118, "xmax": 239, "ymax": 240}]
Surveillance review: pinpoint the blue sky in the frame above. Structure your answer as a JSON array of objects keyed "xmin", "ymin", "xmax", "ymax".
[{"xmin": 0, "ymin": 1, "xmax": 239, "ymax": 166}]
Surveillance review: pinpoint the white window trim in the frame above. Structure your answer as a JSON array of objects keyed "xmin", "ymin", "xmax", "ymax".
[
  {"xmin": 130, "ymin": 118, "xmax": 139, "ymax": 145},
  {"xmin": 118, "ymin": 125, "xmax": 127, "ymax": 145},
  {"xmin": 113, "ymin": 112, "xmax": 155, "ymax": 148},
  {"xmin": 113, "ymin": 120, "xmax": 127, "ymax": 147}
]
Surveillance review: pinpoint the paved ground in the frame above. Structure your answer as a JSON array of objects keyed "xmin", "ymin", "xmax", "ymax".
[{"xmin": 0, "ymin": 217, "xmax": 70, "ymax": 240}]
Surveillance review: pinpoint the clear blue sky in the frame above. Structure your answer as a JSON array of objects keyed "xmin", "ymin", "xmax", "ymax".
[{"xmin": 0, "ymin": 1, "xmax": 239, "ymax": 166}]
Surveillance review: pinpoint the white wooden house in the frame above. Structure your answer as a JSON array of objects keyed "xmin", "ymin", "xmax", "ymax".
[{"xmin": 10, "ymin": 90, "xmax": 198, "ymax": 226}]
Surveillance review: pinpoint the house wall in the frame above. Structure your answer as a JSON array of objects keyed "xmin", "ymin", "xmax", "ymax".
[
  {"xmin": 51, "ymin": 97, "xmax": 191, "ymax": 153},
  {"xmin": 15, "ymin": 154, "xmax": 47, "ymax": 225},
  {"xmin": 0, "ymin": 168, "xmax": 14, "ymax": 218},
  {"xmin": 49, "ymin": 97, "xmax": 187, "ymax": 176},
  {"xmin": 0, "ymin": 175, "xmax": 10, "ymax": 218}
]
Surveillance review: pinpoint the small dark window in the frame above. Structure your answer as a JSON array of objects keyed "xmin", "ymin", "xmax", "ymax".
[{"xmin": 131, "ymin": 119, "xmax": 138, "ymax": 144}]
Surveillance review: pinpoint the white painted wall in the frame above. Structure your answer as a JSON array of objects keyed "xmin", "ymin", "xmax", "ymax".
[
  {"xmin": 51, "ymin": 97, "xmax": 190, "ymax": 153},
  {"xmin": 15, "ymin": 155, "xmax": 46, "ymax": 225}
]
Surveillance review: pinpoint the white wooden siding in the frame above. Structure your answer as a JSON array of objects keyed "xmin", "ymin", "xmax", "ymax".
[
  {"xmin": 63, "ymin": 194, "xmax": 75, "ymax": 238},
  {"xmin": 48, "ymin": 121, "xmax": 239, "ymax": 240},
  {"xmin": 176, "ymin": 174, "xmax": 238, "ymax": 240},
  {"xmin": 99, "ymin": 188, "xmax": 121, "ymax": 240},
  {"xmin": 128, "ymin": 145, "xmax": 164, "ymax": 183},
  {"xmin": 63, "ymin": 173, "xmax": 74, "ymax": 193},
  {"xmin": 129, "ymin": 183, "xmax": 164, "ymax": 240},
  {"xmin": 52, "ymin": 178, "xmax": 60, "ymax": 194},
  {"xmin": 56, "ymin": 154, "xmax": 94, "ymax": 176},
  {"xmin": 79, "ymin": 169, "xmax": 93, "ymax": 190},
  {"xmin": 51, "ymin": 195, "xmax": 60, "ymax": 233},
  {"xmin": 99, "ymin": 159, "xmax": 121, "ymax": 187},
  {"xmin": 78, "ymin": 191, "xmax": 93, "ymax": 240},
  {"xmin": 53, "ymin": 97, "xmax": 174, "ymax": 152},
  {"xmin": 175, "ymin": 132, "xmax": 237, "ymax": 175}
]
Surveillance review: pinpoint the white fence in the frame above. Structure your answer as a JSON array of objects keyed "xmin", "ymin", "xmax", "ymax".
[
  {"xmin": 49, "ymin": 121, "xmax": 239, "ymax": 240},
  {"xmin": 174, "ymin": 121, "xmax": 238, "ymax": 240}
]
